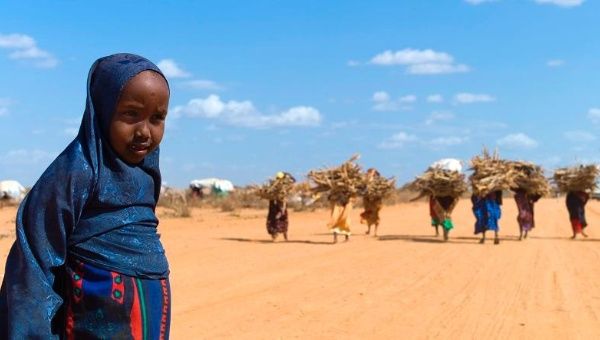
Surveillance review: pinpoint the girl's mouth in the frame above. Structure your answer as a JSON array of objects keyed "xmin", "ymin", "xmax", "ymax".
[{"xmin": 130, "ymin": 143, "xmax": 151, "ymax": 154}]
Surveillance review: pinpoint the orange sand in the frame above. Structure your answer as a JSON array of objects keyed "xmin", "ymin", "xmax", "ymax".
[{"xmin": 2, "ymin": 198, "xmax": 600, "ymax": 338}]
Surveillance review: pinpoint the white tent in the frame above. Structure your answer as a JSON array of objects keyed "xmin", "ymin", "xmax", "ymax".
[
  {"xmin": 190, "ymin": 178, "xmax": 235, "ymax": 193},
  {"xmin": 430, "ymin": 158, "xmax": 463, "ymax": 173},
  {"xmin": 0, "ymin": 180, "xmax": 26, "ymax": 203}
]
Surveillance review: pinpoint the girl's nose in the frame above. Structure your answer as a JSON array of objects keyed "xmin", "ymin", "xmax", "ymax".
[{"xmin": 135, "ymin": 122, "xmax": 150, "ymax": 139}]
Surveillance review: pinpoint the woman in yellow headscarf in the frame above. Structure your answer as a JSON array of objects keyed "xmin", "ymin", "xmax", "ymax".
[{"xmin": 266, "ymin": 172, "xmax": 295, "ymax": 241}]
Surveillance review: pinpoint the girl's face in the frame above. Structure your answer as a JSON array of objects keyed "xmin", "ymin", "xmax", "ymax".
[{"xmin": 109, "ymin": 70, "xmax": 169, "ymax": 164}]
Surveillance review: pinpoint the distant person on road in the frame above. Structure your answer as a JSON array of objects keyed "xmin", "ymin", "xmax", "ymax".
[
  {"xmin": 430, "ymin": 195, "xmax": 459, "ymax": 241},
  {"xmin": 513, "ymin": 189, "xmax": 541, "ymax": 240},
  {"xmin": 472, "ymin": 190, "xmax": 503, "ymax": 245},
  {"xmin": 360, "ymin": 168, "xmax": 383, "ymax": 237},
  {"xmin": 266, "ymin": 172, "xmax": 295, "ymax": 241},
  {"xmin": 566, "ymin": 190, "xmax": 590, "ymax": 239}
]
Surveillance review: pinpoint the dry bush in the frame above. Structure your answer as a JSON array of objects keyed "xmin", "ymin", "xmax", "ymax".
[
  {"xmin": 0, "ymin": 199, "xmax": 20, "ymax": 210},
  {"xmin": 186, "ymin": 187, "xmax": 269, "ymax": 213},
  {"xmin": 157, "ymin": 189, "xmax": 191, "ymax": 218},
  {"xmin": 383, "ymin": 187, "xmax": 421, "ymax": 205}
]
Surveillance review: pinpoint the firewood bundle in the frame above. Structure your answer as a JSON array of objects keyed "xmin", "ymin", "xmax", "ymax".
[
  {"xmin": 253, "ymin": 174, "xmax": 296, "ymax": 201},
  {"xmin": 469, "ymin": 149, "xmax": 511, "ymax": 196},
  {"xmin": 408, "ymin": 167, "xmax": 467, "ymax": 197},
  {"xmin": 359, "ymin": 174, "xmax": 396, "ymax": 201},
  {"xmin": 505, "ymin": 161, "xmax": 551, "ymax": 196},
  {"xmin": 552, "ymin": 165, "xmax": 599, "ymax": 193},
  {"xmin": 307, "ymin": 155, "xmax": 363, "ymax": 205}
]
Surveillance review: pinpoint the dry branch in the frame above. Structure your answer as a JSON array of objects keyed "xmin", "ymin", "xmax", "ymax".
[
  {"xmin": 408, "ymin": 167, "xmax": 467, "ymax": 197},
  {"xmin": 469, "ymin": 148, "xmax": 511, "ymax": 196},
  {"xmin": 307, "ymin": 154, "xmax": 363, "ymax": 205},
  {"xmin": 505, "ymin": 161, "xmax": 551, "ymax": 196},
  {"xmin": 252, "ymin": 174, "xmax": 296, "ymax": 201},
  {"xmin": 552, "ymin": 165, "xmax": 599, "ymax": 193}
]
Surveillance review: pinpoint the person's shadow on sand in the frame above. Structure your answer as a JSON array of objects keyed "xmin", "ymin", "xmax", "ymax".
[
  {"xmin": 218, "ymin": 237, "xmax": 332, "ymax": 245},
  {"xmin": 377, "ymin": 234, "xmax": 520, "ymax": 244}
]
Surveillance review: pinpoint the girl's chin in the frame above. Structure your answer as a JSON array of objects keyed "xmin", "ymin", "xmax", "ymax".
[{"xmin": 120, "ymin": 150, "xmax": 148, "ymax": 164}]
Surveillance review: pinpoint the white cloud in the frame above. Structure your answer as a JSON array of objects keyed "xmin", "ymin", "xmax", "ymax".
[
  {"xmin": 428, "ymin": 136, "xmax": 469, "ymax": 147},
  {"xmin": 347, "ymin": 60, "xmax": 360, "ymax": 67},
  {"xmin": 372, "ymin": 91, "xmax": 416, "ymax": 111},
  {"xmin": 465, "ymin": 0, "xmax": 498, "ymax": 4},
  {"xmin": 372, "ymin": 91, "xmax": 390, "ymax": 102},
  {"xmin": 182, "ymin": 79, "xmax": 223, "ymax": 91},
  {"xmin": 171, "ymin": 94, "xmax": 322, "ymax": 128},
  {"xmin": 425, "ymin": 111, "xmax": 455, "ymax": 125},
  {"xmin": 0, "ymin": 33, "xmax": 57, "ymax": 68},
  {"xmin": 497, "ymin": 133, "xmax": 538, "ymax": 149},
  {"xmin": 564, "ymin": 130, "xmax": 596, "ymax": 142},
  {"xmin": 378, "ymin": 132, "xmax": 419, "ymax": 149},
  {"xmin": 534, "ymin": 0, "xmax": 584, "ymax": 7},
  {"xmin": 0, "ymin": 149, "xmax": 57, "ymax": 165},
  {"xmin": 157, "ymin": 59, "xmax": 191, "ymax": 78},
  {"xmin": 407, "ymin": 63, "xmax": 469, "ymax": 75},
  {"xmin": 371, "ymin": 49, "xmax": 453, "ymax": 65},
  {"xmin": 454, "ymin": 92, "xmax": 496, "ymax": 104},
  {"xmin": 427, "ymin": 94, "xmax": 444, "ymax": 103},
  {"xmin": 587, "ymin": 108, "xmax": 600, "ymax": 123},
  {"xmin": 399, "ymin": 95, "xmax": 417, "ymax": 103},
  {"xmin": 370, "ymin": 48, "xmax": 470, "ymax": 75},
  {"xmin": 0, "ymin": 98, "xmax": 10, "ymax": 116},
  {"xmin": 547, "ymin": 59, "xmax": 565, "ymax": 67}
]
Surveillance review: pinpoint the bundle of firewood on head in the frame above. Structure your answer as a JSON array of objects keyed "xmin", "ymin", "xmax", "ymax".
[
  {"xmin": 358, "ymin": 169, "xmax": 396, "ymax": 202},
  {"xmin": 307, "ymin": 155, "xmax": 363, "ymax": 205},
  {"xmin": 253, "ymin": 172, "xmax": 297, "ymax": 201},
  {"xmin": 469, "ymin": 148, "xmax": 511, "ymax": 196},
  {"xmin": 552, "ymin": 164, "xmax": 599, "ymax": 194},
  {"xmin": 408, "ymin": 158, "xmax": 467, "ymax": 198},
  {"xmin": 505, "ymin": 161, "xmax": 551, "ymax": 197}
]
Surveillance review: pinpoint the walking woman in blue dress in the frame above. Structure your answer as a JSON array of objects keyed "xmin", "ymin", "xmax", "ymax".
[{"xmin": 472, "ymin": 190, "xmax": 503, "ymax": 244}]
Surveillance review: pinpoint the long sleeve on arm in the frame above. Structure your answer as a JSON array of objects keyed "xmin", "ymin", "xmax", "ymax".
[{"xmin": 0, "ymin": 143, "xmax": 93, "ymax": 339}]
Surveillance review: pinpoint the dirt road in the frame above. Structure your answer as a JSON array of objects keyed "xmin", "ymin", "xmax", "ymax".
[{"xmin": 2, "ymin": 198, "xmax": 600, "ymax": 338}]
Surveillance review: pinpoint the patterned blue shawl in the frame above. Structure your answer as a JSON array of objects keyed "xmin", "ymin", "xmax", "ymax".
[{"xmin": 0, "ymin": 53, "xmax": 170, "ymax": 338}]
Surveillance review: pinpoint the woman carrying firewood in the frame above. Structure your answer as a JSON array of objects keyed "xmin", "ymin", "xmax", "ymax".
[
  {"xmin": 409, "ymin": 159, "xmax": 464, "ymax": 240},
  {"xmin": 359, "ymin": 168, "xmax": 396, "ymax": 237},
  {"xmin": 506, "ymin": 161, "xmax": 549, "ymax": 240},
  {"xmin": 360, "ymin": 168, "xmax": 383, "ymax": 236},
  {"xmin": 552, "ymin": 165, "xmax": 598, "ymax": 239},
  {"xmin": 566, "ymin": 190, "xmax": 589, "ymax": 239},
  {"xmin": 308, "ymin": 155, "xmax": 363, "ymax": 244},
  {"xmin": 513, "ymin": 189, "xmax": 541, "ymax": 240},
  {"xmin": 430, "ymin": 195, "xmax": 459, "ymax": 241},
  {"xmin": 472, "ymin": 190, "xmax": 503, "ymax": 244},
  {"xmin": 328, "ymin": 194, "xmax": 355, "ymax": 243},
  {"xmin": 266, "ymin": 172, "xmax": 296, "ymax": 241}
]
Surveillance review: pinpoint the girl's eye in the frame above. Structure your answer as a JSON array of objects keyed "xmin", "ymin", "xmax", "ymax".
[
  {"xmin": 152, "ymin": 114, "xmax": 166, "ymax": 122},
  {"xmin": 123, "ymin": 111, "xmax": 138, "ymax": 118}
]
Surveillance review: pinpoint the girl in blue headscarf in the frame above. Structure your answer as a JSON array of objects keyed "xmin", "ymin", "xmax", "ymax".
[{"xmin": 0, "ymin": 53, "xmax": 171, "ymax": 339}]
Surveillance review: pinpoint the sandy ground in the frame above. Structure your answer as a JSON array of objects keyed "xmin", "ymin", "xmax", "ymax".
[{"xmin": 2, "ymin": 198, "xmax": 600, "ymax": 339}]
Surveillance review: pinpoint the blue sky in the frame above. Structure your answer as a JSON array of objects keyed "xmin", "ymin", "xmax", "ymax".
[{"xmin": 1, "ymin": 0, "xmax": 599, "ymax": 187}]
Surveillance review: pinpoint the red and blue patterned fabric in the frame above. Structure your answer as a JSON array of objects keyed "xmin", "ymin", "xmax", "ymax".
[{"xmin": 65, "ymin": 261, "xmax": 170, "ymax": 340}]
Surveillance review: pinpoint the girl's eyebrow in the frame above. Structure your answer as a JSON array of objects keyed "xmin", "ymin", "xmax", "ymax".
[{"xmin": 120, "ymin": 101, "xmax": 145, "ymax": 110}]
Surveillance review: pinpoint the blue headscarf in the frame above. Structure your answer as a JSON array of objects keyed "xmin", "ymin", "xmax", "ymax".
[{"xmin": 0, "ymin": 53, "xmax": 170, "ymax": 338}]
